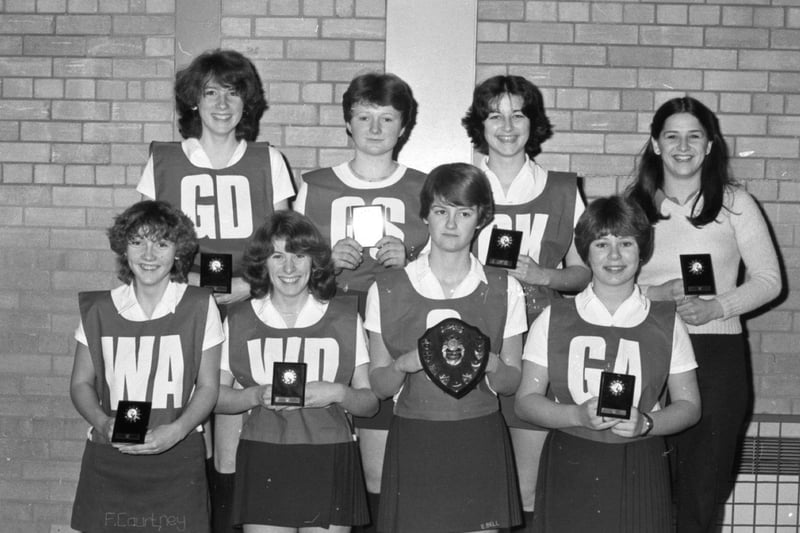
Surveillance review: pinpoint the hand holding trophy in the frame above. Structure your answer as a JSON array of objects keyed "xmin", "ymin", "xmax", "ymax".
[{"xmin": 418, "ymin": 318, "xmax": 490, "ymax": 399}]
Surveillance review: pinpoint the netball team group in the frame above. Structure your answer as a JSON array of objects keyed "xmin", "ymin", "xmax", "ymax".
[{"xmin": 69, "ymin": 49, "xmax": 782, "ymax": 533}]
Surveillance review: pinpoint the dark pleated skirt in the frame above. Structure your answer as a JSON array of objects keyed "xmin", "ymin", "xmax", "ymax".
[
  {"xmin": 378, "ymin": 411, "xmax": 522, "ymax": 533},
  {"xmin": 233, "ymin": 438, "xmax": 368, "ymax": 528},
  {"xmin": 71, "ymin": 432, "xmax": 209, "ymax": 533},
  {"xmin": 534, "ymin": 430, "xmax": 672, "ymax": 533}
]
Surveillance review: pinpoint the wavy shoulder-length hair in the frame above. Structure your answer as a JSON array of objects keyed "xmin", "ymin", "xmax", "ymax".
[
  {"xmin": 461, "ymin": 75, "xmax": 553, "ymax": 159},
  {"xmin": 242, "ymin": 210, "xmax": 336, "ymax": 301},
  {"xmin": 174, "ymin": 49, "xmax": 267, "ymax": 142}
]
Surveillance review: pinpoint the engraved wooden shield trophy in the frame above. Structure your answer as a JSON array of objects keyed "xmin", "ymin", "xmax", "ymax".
[{"xmin": 418, "ymin": 318, "xmax": 490, "ymax": 399}]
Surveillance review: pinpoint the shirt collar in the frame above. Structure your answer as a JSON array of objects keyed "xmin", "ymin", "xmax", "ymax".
[
  {"xmin": 409, "ymin": 252, "xmax": 489, "ymax": 292},
  {"xmin": 333, "ymin": 161, "xmax": 407, "ymax": 189},
  {"xmin": 182, "ymin": 137, "xmax": 247, "ymax": 168},
  {"xmin": 112, "ymin": 281, "xmax": 182, "ymax": 318},
  {"xmin": 657, "ymin": 187, "xmax": 702, "ymax": 212},
  {"xmin": 480, "ymin": 154, "xmax": 533, "ymax": 183},
  {"xmin": 479, "ymin": 155, "xmax": 546, "ymax": 205},
  {"xmin": 252, "ymin": 293, "xmax": 327, "ymax": 328},
  {"xmin": 575, "ymin": 283, "xmax": 649, "ymax": 327}
]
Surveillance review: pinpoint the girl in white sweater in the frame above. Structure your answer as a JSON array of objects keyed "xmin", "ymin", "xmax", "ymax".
[{"xmin": 627, "ymin": 96, "xmax": 781, "ymax": 533}]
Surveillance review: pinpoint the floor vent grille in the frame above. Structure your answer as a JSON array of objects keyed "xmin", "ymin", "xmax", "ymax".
[
  {"xmin": 718, "ymin": 415, "xmax": 800, "ymax": 532},
  {"xmin": 738, "ymin": 436, "xmax": 800, "ymax": 476}
]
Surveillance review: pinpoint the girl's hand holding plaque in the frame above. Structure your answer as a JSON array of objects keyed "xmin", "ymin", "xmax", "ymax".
[{"xmin": 417, "ymin": 318, "xmax": 490, "ymax": 399}]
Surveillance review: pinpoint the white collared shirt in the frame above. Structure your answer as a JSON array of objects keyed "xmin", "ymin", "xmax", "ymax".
[
  {"xmin": 220, "ymin": 294, "xmax": 370, "ymax": 375},
  {"xmin": 363, "ymin": 252, "xmax": 528, "ymax": 339},
  {"xmin": 523, "ymin": 284, "xmax": 696, "ymax": 374},
  {"xmin": 74, "ymin": 281, "xmax": 224, "ymax": 351},
  {"xmin": 478, "ymin": 156, "xmax": 584, "ymax": 227}
]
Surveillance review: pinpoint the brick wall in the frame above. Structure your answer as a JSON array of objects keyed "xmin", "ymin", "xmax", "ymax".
[{"xmin": 0, "ymin": 0, "xmax": 796, "ymax": 531}]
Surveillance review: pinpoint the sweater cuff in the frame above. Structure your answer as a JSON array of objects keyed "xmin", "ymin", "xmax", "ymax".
[{"xmin": 714, "ymin": 292, "xmax": 737, "ymax": 321}]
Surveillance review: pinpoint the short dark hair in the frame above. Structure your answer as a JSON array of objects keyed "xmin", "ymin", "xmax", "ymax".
[
  {"xmin": 107, "ymin": 200, "xmax": 198, "ymax": 284},
  {"xmin": 574, "ymin": 196, "xmax": 654, "ymax": 265},
  {"xmin": 342, "ymin": 72, "xmax": 418, "ymax": 153},
  {"xmin": 462, "ymin": 75, "xmax": 553, "ymax": 158},
  {"xmin": 242, "ymin": 210, "xmax": 336, "ymax": 301},
  {"xmin": 174, "ymin": 49, "xmax": 267, "ymax": 141},
  {"xmin": 626, "ymin": 96, "xmax": 733, "ymax": 227},
  {"xmin": 419, "ymin": 163, "xmax": 494, "ymax": 230}
]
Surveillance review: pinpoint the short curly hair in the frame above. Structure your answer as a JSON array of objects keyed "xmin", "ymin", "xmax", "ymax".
[
  {"xmin": 242, "ymin": 210, "xmax": 337, "ymax": 301},
  {"xmin": 419, "ymin": 163, "xmax": 495, "ymax": 231},
  {"xmin": 107, "ymin": 200, "xmax": 198, "ymax": 284},
  {"xmin": 462, "ymin": 75, "xmax": 553, "ymax": 159},
  {"xmin": 174, "ymin": 49, "xmax": 267, "ymax": 142},
  {"xmin": 574, "ymin": 196, "xmax": 654, "ymax": 266}
]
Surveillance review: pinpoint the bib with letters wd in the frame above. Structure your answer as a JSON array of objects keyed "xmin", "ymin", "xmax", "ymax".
[{"xmin": 226, "ymin": 296, "xmax": 360, "ymax": 445}]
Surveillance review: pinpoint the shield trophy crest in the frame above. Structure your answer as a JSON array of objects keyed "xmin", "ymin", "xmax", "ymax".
[{"xmin": 417, "ymin": 318, "xmax": 491, "ymax": 399}]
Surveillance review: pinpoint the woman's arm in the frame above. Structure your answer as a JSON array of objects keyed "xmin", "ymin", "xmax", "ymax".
[
  {"xmin": 611, "ymin": 370, "xmax": 701, "ymax": 438},
  {"xmin": 118, "ymin": 343, "xmax": 222, "ymax": 454},
  {"xmin": 304, "ymin": 363, "xmax": 379, "ymax": 417},
  {"xmin": 70, "ymin": 342, "xmax": 114, "ymax": 442},
  {"xmin": 486, "ymin": 275, "xmax": 527, "ymax": 394},
  {"xmin": 514, "ymin": 360, "xmax": 619, "ymax": 431},
  {"xmin": 215, "ymin": 368, "xmax": 267, "ymax": 414},
  {"xmin": 509, "ymin": 187, "xmax": 592, "ymax": 293},
  {"xmin": 509, "ymin": 254, "xmax": 591, "ymax": 293},
  {"xmin": 374, "ymin": 234, "xmax": 408, "ymax": 269},
  {"xmin": 716, "ymin": 190, "xmax": 781, "ymax": 317},
  {"xmin": 368, "ymin": 331, "xmax": 420, "ymax": 400},
  {"xmin": 300, "ymin": 311, "xmax": 378, "ymax": 416},
  {"xmin": 613, "ymin": 315, "xmax": 700, "ymax": 438},
  {"xmin": 642, "ymin": 279, "xmax": 685, "ymax": 302},
  {"xmin": 656, "ymin": 370, "xmax": 701, "ymax": 434},
  {"xmin": 646, "ymin": 190, "xmax": 781, "ymax": 321},
  {"xmin": 185, "ymin": 271, "xmax": 253, "ymax": 306},
  {"xmin": 558, "ymin": 241, "xmax": 593, "ymax": 292},
  {"xmin": 485, "ymin": 333, "xmax": 522, "ymax": 395}
]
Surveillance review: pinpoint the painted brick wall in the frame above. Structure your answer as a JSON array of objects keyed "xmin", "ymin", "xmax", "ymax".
[
  {"xmin": 0, "ymin": 3, "xmax": 175, "ymax": 532},
  {"xmin": 0, "ymin": 0, "xmax": 796, "ymax": 531}
]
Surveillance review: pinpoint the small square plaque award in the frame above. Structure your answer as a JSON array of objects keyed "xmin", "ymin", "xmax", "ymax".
[
  {"xmin": 346, "ymin": 205, "xmax": 386, "ymax": 248},
  {"xmin": 200, "ymin": 252, "xmax": 232, "ymax": 294},
  {"xmin": 680, "ymin": 254, "xmax": 716, "ymax": 295},
  {"xmin": 485, "ymin": 227, "xmax": 523, "ymax": 269},
  {"xmin": 271, "ymin": 362, "xmax": 307, "ymax": 406},
  {"xmin": 111, "ymin": 400, "xmax": 152, "ymax": 444},
  {"xmin": 596, "ymin": 371, "xmax": 635, "ymax": 420}
]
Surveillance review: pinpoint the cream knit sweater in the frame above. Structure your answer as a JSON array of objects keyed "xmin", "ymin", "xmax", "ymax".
[{"xmin": 637, "ymin": 186, "xmax": 781, "ymax": 335}]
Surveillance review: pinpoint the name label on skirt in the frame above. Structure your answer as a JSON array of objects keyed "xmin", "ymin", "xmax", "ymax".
[{"xmin": 104, "ymin": 512, "xmax": 187, "ymax": 531}]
